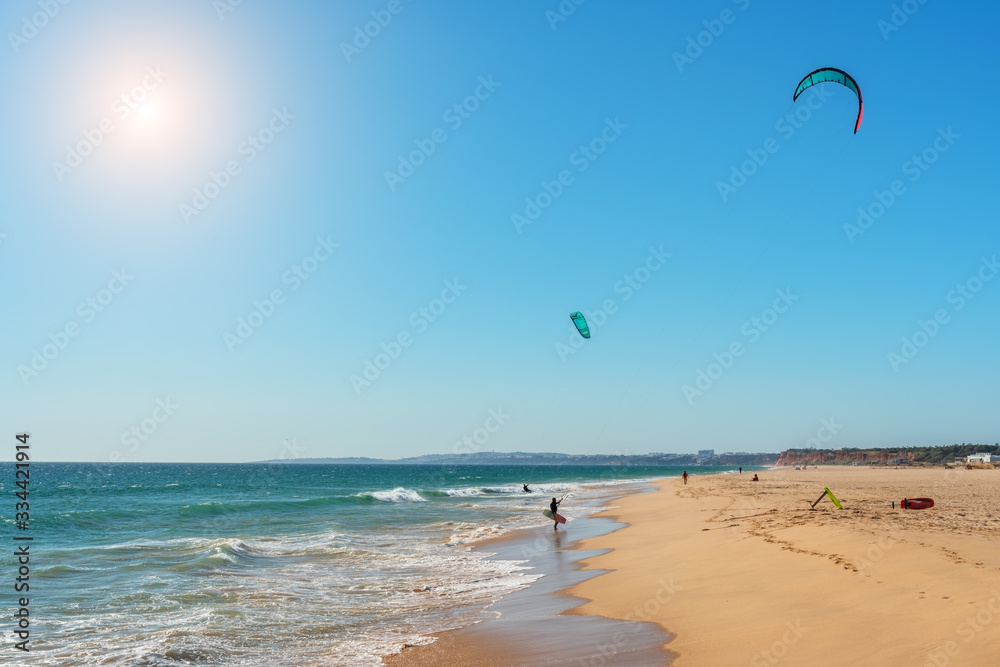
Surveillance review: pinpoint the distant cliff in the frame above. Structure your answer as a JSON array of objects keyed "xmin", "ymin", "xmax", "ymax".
[
  {"xmin": 777, "ymin": 444, "xmax": 1000, "ymax": 466},
  {"xmin": 777, "ymin": 449, "xmax": 914, "ymax": 466}
]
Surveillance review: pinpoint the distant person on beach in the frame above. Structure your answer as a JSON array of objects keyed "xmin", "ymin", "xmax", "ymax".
[
  {"xmin": 752, "ymin": 474, "xmax": 759, "ymax": 481},
  {"xmin": 682, "ymin": 471, "xmax": 688, "ymax": 485},
  {"xmin": 523, "ymin": 484, "xmax": 531, "ymax": 493},
  {"xmin": 739, "ymin": 467, "xmax": 742, "ymax": 474},
  {"xmin": 550, "ymin": 497, "xmax": 562, "ymax": 530}
]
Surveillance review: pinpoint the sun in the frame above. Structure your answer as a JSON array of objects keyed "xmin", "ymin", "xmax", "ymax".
[
  {"xmin": 108, "ymin": 64, "xmax": 172, "ymax": 139},
  {"xmin": 118, "ymin": 86, "xmax": 175, "ymax": 145},
  {"xmin": 133, "ymin": 100, "xmax": 157, "ymax": 124}
]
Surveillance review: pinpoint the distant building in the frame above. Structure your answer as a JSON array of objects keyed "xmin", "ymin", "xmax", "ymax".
[
  {"xmin": 697, "ymin": 449, "xmax": 715, "ymax": 458},
  {"xmin": 966, "ymin": 453, "xmax": 995, "ymax": 463}
]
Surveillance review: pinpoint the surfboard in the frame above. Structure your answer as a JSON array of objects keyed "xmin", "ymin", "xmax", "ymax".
[{"xmin": 543, "ymin": 509, "xmax": 566, "ymax": 524}]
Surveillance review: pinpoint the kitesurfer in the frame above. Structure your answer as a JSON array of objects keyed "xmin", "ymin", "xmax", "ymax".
[{"xmin": 550, "ymin": 497, "xmax": 562, "ymax": 530}]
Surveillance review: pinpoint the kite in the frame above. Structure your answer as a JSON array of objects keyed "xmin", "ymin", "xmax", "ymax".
[
  {"xmin": 569, "ymin": 312, "xmax": 590, "ymax": 339},
  {"xmin": 793, "ymin": 67, "xmax": 863, "ymax": 133}
]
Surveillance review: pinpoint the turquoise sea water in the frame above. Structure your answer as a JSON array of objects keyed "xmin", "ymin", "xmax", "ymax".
[{"xmin": 0, "ymin": 463, "xmax": 734, "ymax": 665}]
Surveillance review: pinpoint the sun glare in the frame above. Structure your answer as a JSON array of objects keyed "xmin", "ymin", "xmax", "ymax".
[
  {"xmin": 48, "ymin": 23, "xmax": 260, "ymax": 202},
  {"xmin": 134, "ymin": 101, "xmax": 156, "ymax": 123}
]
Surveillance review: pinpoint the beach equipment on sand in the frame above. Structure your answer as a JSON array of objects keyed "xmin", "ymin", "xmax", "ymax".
[
  {"xmin": 811, "ymin": 487, "xmax": 844, "ymax": 509},
  {"xmin": 900, "ymin": 497, "xmax": 934, "ymax": 510}
]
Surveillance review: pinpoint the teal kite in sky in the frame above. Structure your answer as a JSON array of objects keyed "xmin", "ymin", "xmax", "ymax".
[
  {"xmin": 569, "ymin": 312, "xmax": 590, "ymax": 338},
  {"xmin": 793, "ymin": 67, "xmax": 863, "ymax": 133}
]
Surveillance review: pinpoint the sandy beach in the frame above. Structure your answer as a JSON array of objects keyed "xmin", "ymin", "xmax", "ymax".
[{"xmin": 387, "ymin": 467, "xmax": 1000, "ymax": 665}]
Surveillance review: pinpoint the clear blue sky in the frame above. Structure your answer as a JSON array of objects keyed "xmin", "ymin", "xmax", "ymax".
[{"xmin": 2, "ymin": 0, "xmax": 997, "ymax": 462}]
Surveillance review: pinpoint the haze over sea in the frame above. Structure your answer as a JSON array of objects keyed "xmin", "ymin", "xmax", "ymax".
[{"xmin": 0, "ymin": 462, "xmax": 730, "ymax": 665}]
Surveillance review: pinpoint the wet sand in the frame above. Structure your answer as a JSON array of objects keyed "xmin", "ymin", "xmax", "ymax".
[
  {"xmin": 383, "ymin": 489, "xmax": 672, "ymax": 666},
  {"xmin": 385, "ymin": 466, "xmax": 1000, "ymax": 666}
]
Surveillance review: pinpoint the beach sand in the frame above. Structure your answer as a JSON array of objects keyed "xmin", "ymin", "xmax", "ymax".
[
  {"xmin": 567, "ymin": 466, "xmax": 1000, "ymax": 665},
  {"xmin": 386, "ymin": 467, "xmax": 1000, "ymax": 666}
]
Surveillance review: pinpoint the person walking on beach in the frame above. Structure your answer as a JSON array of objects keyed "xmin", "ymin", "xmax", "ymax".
[
  {"xmin": 550, "ymin": 497, "xmax": 562, "ymax": 530},
  {"xmin": 739, "ymin": 467, "xmax": 742, "ymax": 474},
  {"xmin": 682, "ymin": 471, "xmax": 688, "ymax": 485}
]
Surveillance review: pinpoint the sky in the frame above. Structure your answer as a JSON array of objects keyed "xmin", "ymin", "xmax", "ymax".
[{"xmin": 2, "ymin": 0, "xmax": 998, "ymax": 462}]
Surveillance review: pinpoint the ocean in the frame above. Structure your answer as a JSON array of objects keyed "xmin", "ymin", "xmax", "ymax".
[{"xmin": 1, "ymin": 463, "xmax": 730, "ymax": 665}]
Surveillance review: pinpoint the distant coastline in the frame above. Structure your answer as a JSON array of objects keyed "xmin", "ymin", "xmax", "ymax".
[
  {"xmin": 261, "ymin": 442, "xmax": 1000, "ymax": 468},
  {"xmin": 261, "ymin": 451, "xmax": 777, "ymax": 466}
]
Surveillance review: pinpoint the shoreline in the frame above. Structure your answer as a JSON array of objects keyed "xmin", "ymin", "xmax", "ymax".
[
  {"xmin": 384, "ymin": 466, "xmax": 1000, "ymax": 665},
  {"xmin": 382, "ymin": 481, "xmax": 674, "ymax": 666}
]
